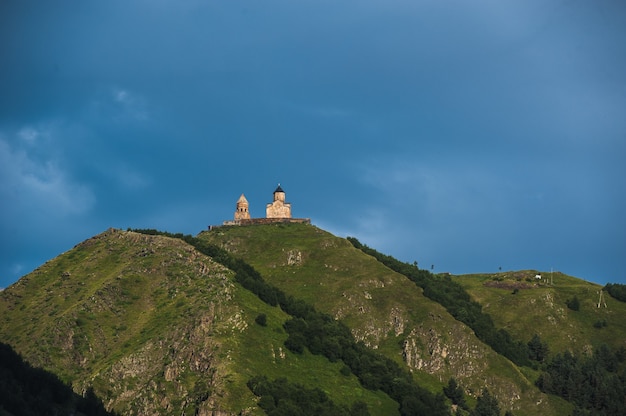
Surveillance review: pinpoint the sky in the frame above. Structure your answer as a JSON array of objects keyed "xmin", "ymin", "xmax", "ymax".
[{"xmin": 1, "ymin": 0, "xmax": 625, "ymax": 289}]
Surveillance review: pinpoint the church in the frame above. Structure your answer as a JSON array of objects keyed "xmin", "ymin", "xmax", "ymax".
[
  {"xmin": 220, "ymin": 185, "xmax": 310, "ymax": 227},
  {"xmin": 265, "ymin": 184, "xmax": 291, "ymax": 219}
]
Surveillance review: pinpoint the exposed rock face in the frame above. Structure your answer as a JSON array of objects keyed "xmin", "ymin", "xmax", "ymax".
[
  {"xmin": 98, "ymin": 311, "xmax": 224, "ymax": 415},
  {"xmin": 399, "ymin": 313, "xmax": 552, "ymax": 413},
  {"xmin": 402, "ymin": 314, "xmax": 488, "ymax": 379},
  {"xmin": 286, "ymin": 249, "xmax": 303, "ymax": 266}
]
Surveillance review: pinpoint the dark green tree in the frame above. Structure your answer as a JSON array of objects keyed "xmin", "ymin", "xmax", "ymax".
[
  {"xmin": 527, "ymin": 334, "xmax": 549, "ymax": 362},
  {"xmin": 471, "ymin": 388, "xmax": 501, "ymax": 416},
  {"xmin": 604, "ymin": 283, "xmax": 626, "ymax": 302},
  {"xmin": 536, "ymin": 345, "xmax": 626, "ymax": 415},
  {"xmin": 443, "ymin": 378, "xmax": 467, "ymax": 409}
]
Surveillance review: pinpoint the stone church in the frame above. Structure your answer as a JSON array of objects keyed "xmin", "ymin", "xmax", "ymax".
[
  {"xmin": 266, "ymin": 184, "xmax": 291, "ymax": 219},
  {"xmin": 219, "ymin": 185, "xmax": 309, "ymax": 227}
]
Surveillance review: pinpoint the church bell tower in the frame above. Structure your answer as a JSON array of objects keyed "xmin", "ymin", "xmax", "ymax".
[{"xmin": 234, "ymin": 194, "xmax": 250, "ymax": 220}]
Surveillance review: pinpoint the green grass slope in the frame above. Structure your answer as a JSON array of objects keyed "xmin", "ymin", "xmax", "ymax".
[
  {"xmin": 452, "ymin": 271, "xmax": 626, "ymax": 356},
  {"xmin": 0, "ymin": 229, "xmax": 396, "ymax": 415},
  {"xmin": 199, "ymin": 223, "xmax": 570, "ymax": 415}
]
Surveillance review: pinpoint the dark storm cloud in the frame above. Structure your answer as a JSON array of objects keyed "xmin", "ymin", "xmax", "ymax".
[{"xmin": 1, "ymin": 0, "xmax": 625, "ymax": 287}]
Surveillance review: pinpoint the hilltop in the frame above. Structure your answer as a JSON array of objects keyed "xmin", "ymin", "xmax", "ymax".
[
  {"xmin": 1, "ymin": 223, "xmax": 624, "ymax": 415},
  {"xmin": 452, "ymin": 271, "xmax": 626, "ymax": 355}
]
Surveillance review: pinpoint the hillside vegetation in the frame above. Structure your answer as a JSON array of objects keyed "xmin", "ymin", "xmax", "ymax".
[
  {"xmin": 199, "ymin": 223, "xmax": 570, "ymax": 415},
  {"xmin": 343, "ymin": 237, "xmax": 625, "ymax": 415},
  {"xmin": 1, "ymin": 223, "xmax": 623, "ymax": 415},
  {"xmin": 452, "ymin": 272, "xmax": 626, "ymax": 356},
  {"xmin": 0, "ymin": 229, "xmax": 395, "ymax": 415}
]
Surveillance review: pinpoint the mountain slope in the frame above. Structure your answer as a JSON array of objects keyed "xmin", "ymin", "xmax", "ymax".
[
  {"xmin": 198, "ymin": 223, "xmax": 570, "ymax": 415},
  {"xmin": 1, "ymin": 229, "xmax": 241, "ymax": 414},
  {"xmin": 0, "ymin": 228, "xmax": 396, "ymax": 415},
  {"xmin": 5, "ymin": 224, "xmax": 615, "ymax": 415},
  {"xmin": 453, "ymin": 272, "xmax": 626, "ymax": 355}
]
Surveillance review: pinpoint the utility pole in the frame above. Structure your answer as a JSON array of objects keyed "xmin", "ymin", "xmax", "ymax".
[
  {"xmin": 550, "ymin": 267, "xmax": 553, "ymax": 286},
  {"xmin": 598, "ymin": 290, "xmax": 607, "ymax": 308}
]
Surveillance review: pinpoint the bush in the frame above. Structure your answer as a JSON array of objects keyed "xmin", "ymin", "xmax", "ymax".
[
  {"xmin": 255, "ymin": 313, "xmax": 267, "ymax": 326},
  {"xmin": 605, "ymin": 283, "xmax": 626, "ymax": 302},
  {"xmin": 566, "ymin": 296, "xmax": 580, "ymax": 311},
  {"xmin": 593, "ymin": 320, "xmax": 607, "ymax": 329},
  {"xmin": 247, "ymin": 375, "xmax": 362, "ymax": 416}
]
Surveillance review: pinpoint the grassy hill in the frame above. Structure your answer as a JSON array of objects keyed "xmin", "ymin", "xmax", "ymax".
[
  {"xmin": 452, "ymin": 271, "xmax": 626, "ymax": 355},
  {"xmin": 198, "ymin": 223, "xmax": 571, "ymax": 415},
  {"xmin": 0, "ymin": 228, "xmax": 395, "ymax": 415},
  {"xmin": 2, "ymin": 223, "xmax": 622, "ymax": 415}
]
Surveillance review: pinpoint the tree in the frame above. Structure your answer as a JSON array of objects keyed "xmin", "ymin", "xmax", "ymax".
[
  {"xmin": 471, "ymin": 388, "xmax": 501, "ymax": 416},
  {"xmin": 443, "ymin": 378, "xmax": 467, "ymax": 409},
  {"xmin": 605, "ymin": 283, "xmax": 626, "ymax": 302},
  {"xmin": 527, "ymin": 334, "xmax": 549, "ymax": 362}
]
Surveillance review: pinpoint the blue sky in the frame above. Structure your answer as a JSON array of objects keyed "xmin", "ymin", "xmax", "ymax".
[{"xmin": 1, "ymin": 0, "xmax": 625, "ymax": 288}]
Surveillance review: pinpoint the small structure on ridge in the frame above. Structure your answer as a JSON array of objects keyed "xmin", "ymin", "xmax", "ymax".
[
  {"xmin": 234, "ymin": 194, "xmax": 251, "ymax": 220},
  {"xmin": 217, "ymin": 184, "xmax": 310, "ymax": 228}
]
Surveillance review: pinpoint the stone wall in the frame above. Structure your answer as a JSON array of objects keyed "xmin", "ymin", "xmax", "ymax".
[{"xmin": 215, "ymin": 218, "xmax": 310, "ymax": 229}]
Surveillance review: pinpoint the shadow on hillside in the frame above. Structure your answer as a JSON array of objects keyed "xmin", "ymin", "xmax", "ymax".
[{"xmin": 0, "ymin": 342, "xmax": 116, "ymax": 416}]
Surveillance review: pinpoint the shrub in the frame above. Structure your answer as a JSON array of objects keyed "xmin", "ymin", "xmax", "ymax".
[
  {"xmin": 593, "ymin": 320, "xmax": 607, "ymax": 329},
  {"xmin": 605, "ymin": 283, "xmax": 626, "ymax": 302},
  {"xmin": 566, "ymin": 296, "xmax": 580, "ymax": 311},
  {"xmin": 255, "ymin": 313, "xmax": 267, "ymax": 326}
]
